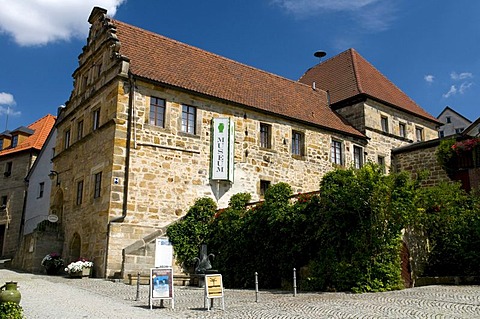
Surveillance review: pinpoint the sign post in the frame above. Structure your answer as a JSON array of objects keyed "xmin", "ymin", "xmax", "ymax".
[
  {"xmin": 204, "ymin": 274, "xmax": 225, "ymax": 311},
  {"xmin": 149, "ymin": 267, "xmax": 174, "ymax": 309}
]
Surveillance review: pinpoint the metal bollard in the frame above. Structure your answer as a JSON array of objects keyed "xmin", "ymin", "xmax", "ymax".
[
  {"xmin": 255, "ymin": 272, "xmax": 259, "ymax": 302},
  {"xmin": 135, "ymin": 272, "xmax": 140, "ymax": 301},
  {"xmin": 293, "ymin": 268, "xmax": 297, "ymax": 297}
]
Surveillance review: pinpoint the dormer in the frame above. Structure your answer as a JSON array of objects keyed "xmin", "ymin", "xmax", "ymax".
[
  {"xmin": 0, "ymin": 130, "xmax": 12, "ymax": 150},
  {"xmin": 10, "ymin": 126, "xmax": 35, "ymax": 147}
]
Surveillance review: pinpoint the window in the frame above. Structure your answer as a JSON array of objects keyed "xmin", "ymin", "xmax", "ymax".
[
  {"xmin": 93, "ymin": 108, "xmax": 100, "ymax": 131},
  {"xmin": 446, "ymin": 116, "xmax": 451, "ymax": 123},
  {"xmin": 455, "ymin": 128, "xmax": 464, "ymax": 134},
  {"xmin": 0, "ymin": 139, "xmax": 3, "ymax": 150},
  {"xmin": 291, "ymin": 131, "xmax": 304, "ymax": 156},
  {"xmin": 150, "ymin": 97, "xmax": 166, "ymax": 127},
  {"xmin": 0, "ymin": 196, "xmax": 7, "ymax": 209},
  {"xmin": 378, "ymin": 156, "xmax": 386, "ymax": 173},
  {"xmin": 415, "ymin": 127, "xmax": 424, "ymax": 142},
  {"xmin": 260, "ymin": 123, "xmax": 272, "ymax": 149},
  {"xmin": 94, "ymin": 172, "xmax": 102, "ymax": 199},
  {"xmin": 381, "ymin": 116, "xmax": 389, "ymax": 133},
  {"xmin": 38, "ymin": 182, "xmax": 44, "ymax": 198},
  {"xmin": 439, "ymin": 131, "xmax": 444, "ymax": 138},
  {"xmin": 353, "ymin": 146, "xmax": 363, "ymax": 169},
  {"xmin": 76, "ymin": 180, "xmax": 84, "ymax": 205},
  {"xmin": 399, "ymin": 123, "xmax": 406, "ymax": 138},
  {"xmin": 11, "ymin": 135, "xmax": 18, "ymax": 148},
  {"xmin": 331, "ymin": 140, "xmax": 343, "ymax": 165},
  {"xmin": 77, "ymin": 120, "xmax": 84, "ymax": 141},
  {"xmin": 181, "ymin": 105, "xmax": 196, "ymax": 134},
  {"xmin": 260, "ymin": 180, "xmax": 270, "ymax": 197},
  {"xmin": 4, "ymin": 162, "xmax": 12, "ymax": 177},
  {"xmin": 64, "ymin": 130, "xmax": 71, "ymax": 149}
]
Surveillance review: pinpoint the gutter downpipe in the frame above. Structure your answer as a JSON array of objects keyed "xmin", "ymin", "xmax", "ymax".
[{"xmin": 104, "ymin": 73, "xmax": 134, "ymax": 278}]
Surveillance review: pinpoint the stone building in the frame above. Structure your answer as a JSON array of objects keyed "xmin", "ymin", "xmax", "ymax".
[
  {"xmin": 299, "ymin": 48, "xmax": 440, "ymax": 172},
  {"xmin": 0, "ymin": 114, "xmax": 55, "ymax": 259},
  {"xmin": 437, "ymin": 106, "xmax": 472, "ymax": 137},
  {"xmin": 49, "ymin": 7, "xmax": 440, "ymax": 279}
]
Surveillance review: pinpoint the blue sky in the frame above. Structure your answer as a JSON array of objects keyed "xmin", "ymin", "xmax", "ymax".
[{"xmin": 0, "ymin": 0, "xmax": 478, "ymax": 131}]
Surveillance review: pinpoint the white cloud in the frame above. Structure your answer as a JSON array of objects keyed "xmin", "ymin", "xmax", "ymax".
[
  {"xmin": 0, "ymin": 92, "xmax": 21, "ymax": 117},
  {"xmin": 459, "ymin": 82, "xmax": 473, "ymax": 94},
  {"xmin": 424, "ymin": 75, "xmax": 435, "ymax": 83},
  {"xmin": 0, "ymin": 92, "xmax": 16, "ymax": 105},
  {"xmin": 443, "ymin": 85, "xmax": 457, "ymax": 98},
  {"xmin": 271, "ymin": 0, "xmax": 396, "ymax": 31},
  {"xmin": 272, "ymin": 0, "xmax": 381, "ymax": 14},
  {"xmin": 0, "ymin": 0, "xmax": 125, "ymax": 46},
  {"xmin": 450, "ymin": 72, "xmax": 473, "ymax": 80}
]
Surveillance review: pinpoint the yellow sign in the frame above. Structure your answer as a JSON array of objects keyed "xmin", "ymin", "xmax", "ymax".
[{"xmin": 206, "ymin": 274, "xmax": 223, "ymax": 298}]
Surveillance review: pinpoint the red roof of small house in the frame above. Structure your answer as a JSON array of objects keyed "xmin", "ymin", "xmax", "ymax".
[
  {"xmin": 299, "ymin": 48, "xmax": 439, "ymax": 124},
  {"xmin": 0, "ymin": 114, "xmax": 56, "ymax": 156},
  {"xmin": 112, "ymin": 20, "xmax": 365, "ymax": 139}
]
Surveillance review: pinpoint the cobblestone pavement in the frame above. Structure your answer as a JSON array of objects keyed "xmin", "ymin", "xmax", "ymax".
[{"xmin": 1, "ymin": 269, "xmax": 480, "ymax": 318}]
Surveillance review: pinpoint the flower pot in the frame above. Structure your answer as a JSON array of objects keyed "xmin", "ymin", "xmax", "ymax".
[
  {"xmin": 0, "ymin": 281, "xmax": 21, "ymax": 304},
  {"xmin": 45, "ymin": 264, "xmax": 63, "ymax": 275},
  {"xmin": 69, "ymin": 267, "xmax": 91, "ymax": 278}
]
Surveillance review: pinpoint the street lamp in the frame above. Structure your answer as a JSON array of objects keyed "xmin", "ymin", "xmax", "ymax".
[{"xmin": 48, "ymin": 170, "xmax": 60, "ymax": 186}]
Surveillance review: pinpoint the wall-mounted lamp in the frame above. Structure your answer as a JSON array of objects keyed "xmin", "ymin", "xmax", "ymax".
[{"xmin": 48, "ymin": 170, "xmax": 60, "ymax": 186}]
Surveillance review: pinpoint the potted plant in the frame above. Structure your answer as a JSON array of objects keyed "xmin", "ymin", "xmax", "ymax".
[
  {"xmin": 64, "ymin": 258, "xmax": 93, "ymax": 278},
  {"xmin": 41, "ymin": 252, "xmax": 64, "ymax": 275}
]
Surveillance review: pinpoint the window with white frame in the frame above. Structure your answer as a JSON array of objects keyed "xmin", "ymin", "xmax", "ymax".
[{"xmin": 331, "ymin": 140, "xmax": 343, "ymax": 165}]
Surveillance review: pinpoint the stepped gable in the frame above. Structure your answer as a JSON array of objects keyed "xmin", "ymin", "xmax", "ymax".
[
  {"xmin": 112, "ymin": 20, "xmax": 364, "ymax": 138},
  {"xmin": 299, "ymin": 48, "xmax": 439, "ymax": 123},
  {"xmin": 0, "ymin": 114, "xmax": 56, "ymax": 156}
]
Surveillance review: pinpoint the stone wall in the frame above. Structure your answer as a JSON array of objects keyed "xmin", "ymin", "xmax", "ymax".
[
  {"xmin": 0, "ymin": 152, "xmax": 35, "ymax": 258},
  {"xmin": 338, "ymin": 99, "xmax": 439, "ymax": 172},
  {"xmin": 392, "ymin": 140, "xmax": 450, "ymax": 186}
]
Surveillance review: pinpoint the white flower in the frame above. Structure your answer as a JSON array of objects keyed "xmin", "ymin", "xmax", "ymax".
[{"xmin": 64, "ymin": 260, "xmax": 93, "ymax": 273}]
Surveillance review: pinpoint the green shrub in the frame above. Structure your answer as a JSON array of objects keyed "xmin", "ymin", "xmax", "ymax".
[{"xmin": 0, "ymin": 302, "xmax": 24, "ymax": 319}]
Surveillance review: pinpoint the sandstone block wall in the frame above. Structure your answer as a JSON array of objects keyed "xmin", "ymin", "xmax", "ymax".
[
  {"xmin": 0, "ymin": 152, "xmax": 35, "ymax": 257},
  {"xmin": 392, "ymin": 142, "xmax": 450, "ymax": 186}
]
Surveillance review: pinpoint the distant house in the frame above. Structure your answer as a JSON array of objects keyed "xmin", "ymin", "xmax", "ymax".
[
  {"xmin": 0, "ymin": 114, "xmax": 55, "ymax": 259},
  {"xmin": 299, "ymin": 48, "xmax": 440, "ymax": 172},
  {"xmin": 437, "ymin": 106, "xmax": 472, "ymax": 137},
  {"xmin": 23, "ymin": 7, "xmax": 440, "ymax": 279}
]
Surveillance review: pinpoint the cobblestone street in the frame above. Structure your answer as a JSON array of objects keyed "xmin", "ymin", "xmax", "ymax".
[{"xmin": 2, "ymin": 269, "xmax": 480, "ymax": 318}]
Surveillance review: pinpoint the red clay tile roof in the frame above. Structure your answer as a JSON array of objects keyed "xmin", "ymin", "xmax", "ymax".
[
  {"xmin": 0, "ymin": 114, "xmax": 56, "ymax": 156},
  {"xmin": 299, "ymin": 49, "xmax": 439, "ymax": 123},
  {"xmin": 113, "ymin": 21, "xmax": 364, "ymax": 139}
]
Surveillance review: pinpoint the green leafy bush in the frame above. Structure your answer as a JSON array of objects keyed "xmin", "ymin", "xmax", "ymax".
[
  {"xmin": 0, "ymin": 302, "xmax": 24, "ymax": 319},
  {"xmin": 166, "ymin": 197, "xmax": 217, "ymax": 270}
]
